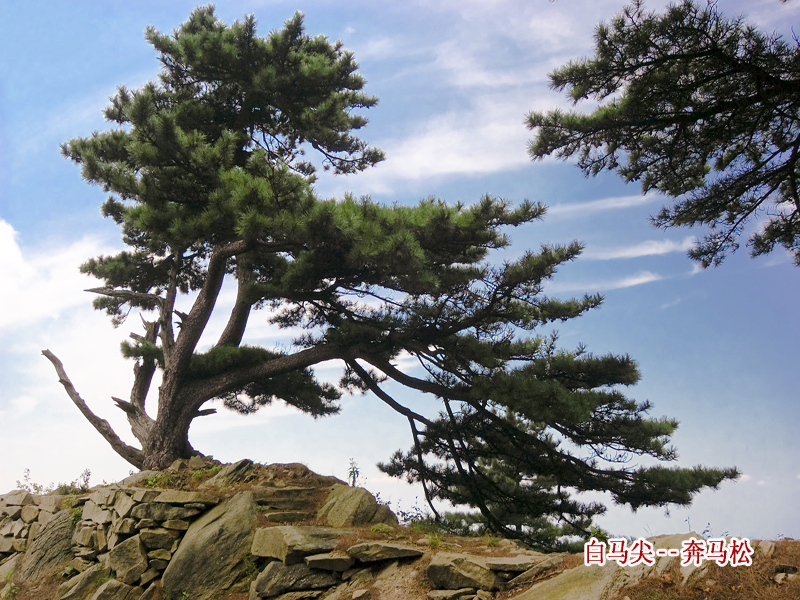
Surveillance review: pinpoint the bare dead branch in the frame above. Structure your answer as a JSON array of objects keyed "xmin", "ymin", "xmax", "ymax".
[{"xmin": 42, "ymin": 349, "xmax": 144, "ymax": 469}]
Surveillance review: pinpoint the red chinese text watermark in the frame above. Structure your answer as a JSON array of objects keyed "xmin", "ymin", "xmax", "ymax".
[{"xmin": 584, "ymin": 537, "xmax": 753, "ymax": 567}]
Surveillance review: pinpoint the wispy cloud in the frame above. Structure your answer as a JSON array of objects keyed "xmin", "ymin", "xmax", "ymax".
[
  {"xmin": 548, "ymin": 194, "xmax": 659, "ymax": 216},
  {"xmin": 546, "ymin": 270, "xmax": 662, "ymax": 293},
  {"xmin": 319, "ymin": 94, "xmax": 532, "ymax": 196},
  {"xmin": 582, "ymin": 237, "xmax": 695, "ymax": 260}
]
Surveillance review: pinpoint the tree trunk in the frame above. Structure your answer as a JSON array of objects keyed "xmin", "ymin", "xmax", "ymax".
[{"xmin": 142, "ymin": 388, "xmax": 198, "ymax": 469}]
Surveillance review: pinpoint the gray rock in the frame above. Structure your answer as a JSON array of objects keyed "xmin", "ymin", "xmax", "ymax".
[
  {"xmin": 0, "ymin": 538, "xmax": 13, "ymax": 553},
  {"xmin": 113, "ymin": 494, "xmax": 136, "ymax": 519},
  {"xmin": 200, "ymin": 459, "xmax": 256, "ymax": 489},
  {"xmin": 130, "ymin": 503, "xmax": 200, "ymax": 521},
  {"xmin": 317, "ymin": 485, "xmax": 397, "ymax": 528},
  {"xmin": 484, "ymin": 556, "xmax": 541, "ymax": 572},
  {"xmin": 346, "ymin": 542, "xmax": 424, "ymax": 563},
  {"xmin": 510, "ymin": 561, "xmax": 618, "ymax": 600},
  {"xmin": 264, "ymin": 511, "xmax": 314, "ymax": 523},
  {"xmin": 20, "ymin": 505, "xmax": 40, "ymax": 523},
  {"xmin": 161, "ymin": 519, "xmax": 190, "ymax": 530},
  {"xmin": 506, "ymin": 554, "xmax": 565, "ymax": 588},
  {"xmin": 252, "ymin": 486, "xmax": 317, "ymax": 511},
  {"xmin": 250, "ymin": 561, "xmax": 338, "ymax": 598},
  {"xmin": 83, "ymin": 501, "xmax": 112, "ymax": 525},
  {"xmin": 108, "ymin": 534, "xmax": 149, "ymax": 585},
  {"xmin": 12, "ymin": 538, "xmax": 27, "ymax": 553},
  {"xmin": 139, "ymin": 528, "xmax": 177, "ymax": 550},
  {"xmin": 149, "ymin": 558, "xmax": 169, "ymax": 571},
  {"xmin": 756, "ymin": 540, "xmax": 775, "ymax": 558},
  {"xmin": 188, "ymin": 455, "xmax": 206, "ymax": 470},
  {"xmin": 129, "ymin": 489, "xmax": 160, "ymax": 503},
  {"xmin": 18, "ymin": 509, "xmax": 77, "ymax": 582},
  {"xmin": 76, "ymin": 526, "xmax": 95, "ymax": 547},
  {"xmin": 252, "ymin": 526, "xmax": 353, "ymax": 564},
  {"xmin": 140, "ymin": 566, "xmax": 160, "ymax": 585},
  {"xmin": 0, "ymin": 491, "xmax": 34, "ymax": 506},
  {"xmin": 152, "ymin": 490, "xmax": 218, "ymax": 505},
  {"xmin": 37, "ymin": 509, "xmax": 55, "ymax": 525},
  {"xmin": 37, "ymin": 495, "xmax": 68, "ymax": 513},
  {"xmin": 112, "ymin": 518, "xmax": 137, "ymax": 535},
  {"xmin": 87, "ymin": 579, "xmax": 135, "ymax": 600},
  {"xmin": 0, "ymin": 554, "xmax": 19, "ymax": 582},
  {"xmin": 427, "ymin": 553, "xmax": 500, "ymax": 591},
  {"xmin": 260, "ymin": 592, "xmax": 324, "ymax": 600},
  {"xmin": 56, "ymin": 563, "xmax": 113, "ymax": 600},
  {"xmin": 305, "ymin": 552, "xmax": 355, "ymax": 571},
  {"xmin": 1, "ymin": 507, "xmax": 21, "ymax": 520},
  {"xmin": 147, "ymin": 548, "xmax": 171, "ymax": 561},
  {"xmin": 427, "ymin": 590, "xmax": 477, "ymax": 600},
  {"xmin": 161, "ymin": 491, "xmax": 256, "ymax": 600},
  {"xmin": 88, "ymin": 490, "xmax": 118, "ymax": 507}
]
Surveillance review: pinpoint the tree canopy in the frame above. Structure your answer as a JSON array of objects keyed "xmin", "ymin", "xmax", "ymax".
[
  {"xmin": 47, "ymin": 6, "xmax": 737, "ymax": 549},
  {"xmin": 527, "ymin": 0, "xmax": 800, "ymax": 267}
]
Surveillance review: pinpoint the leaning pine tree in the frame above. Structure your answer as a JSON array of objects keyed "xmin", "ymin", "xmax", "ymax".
[{"xmin": 48, "ymin": 7, "xmax": 737, "ymax": 549}]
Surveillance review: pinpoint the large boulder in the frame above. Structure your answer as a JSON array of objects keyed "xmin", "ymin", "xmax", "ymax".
[
  {"xmin": 162, "ymin": 491, "xmax": 256, "ymax": 600},
  {"xmin": 346, "ymin": 542, "xmax": 424, "ymax": 563},
  {"xmin": 427, "ymin": 553, "xmax": 500, "ymax": 591},
  {"xmin": 17, "ymin": 509, "xmax": 76, "ymax": 581},
  {"xmin": 56, "ymin": 563, "xmax": 113, "ymax": 600},
  {"xmin": 86, "ymin": 579, "xmax": 138, "ymax": 600},
  {"xmin": 317, "ymin": 485, "xmax": 397, "ymax": 527},
  {"xmin": 249, "ymin": 561, "xmax": 338, "ymax": 599},
  {"xmin": 509, "ymin": 561, "xmax": 619, "ymax": 600},
  {"xmin": 252, "ymin": 526, "xmax": 353, "ymax": 564},
  {"xmin": 510, "ymin": 532, "xmax": 707, "ymax": 600}
]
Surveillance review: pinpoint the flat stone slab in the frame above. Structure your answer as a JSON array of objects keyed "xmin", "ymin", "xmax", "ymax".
[
  {"xmin": 346, "ymin": 542, "xmax": 424, "ymax": 563},
  {"xmin": 263, "ymin": 511, "xmax": 314, "ymax": 523},
  {"xmin": 251, "ymin": 526, "xmax": 354, "ymax": 564},
  {"xmin": 506, "ymin": 554, "xmax": 566, "ymax": 588},
  {"xmin": 428, "ymin": 552, "xmax": 500, "ymax": 592},
  {"xmin": 304, "ymin": 551, "xmax": 355, "ymax": 572},
  {"xmin": 0, "ymin": 491, "xmax": 34, "ymax": 506},
  {"xmin": 484, "ymin": 555, "xmax": 542, "ymax": 572},
  {"xmin": 130, "ymin": 502, "xmax": 201, "ymax": 521},
  {"xmin": 152, "ymin": 490, "xmax": 219, "ymax": 505}
]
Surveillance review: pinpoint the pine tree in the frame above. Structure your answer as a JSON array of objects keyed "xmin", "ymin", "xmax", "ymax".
[
  {"xmin": 46, "ymin": 7, "xmax": 736, "ymax": 547},
  {"xmin": 527, "ymin": 0, "xmax": 800, "ymax": 267}
]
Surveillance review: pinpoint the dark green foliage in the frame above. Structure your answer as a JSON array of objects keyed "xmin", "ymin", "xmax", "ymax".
[
  {"xmin": 379, "ymin": 338, "xmax": 738, "ymax": 550},
  {"xmin": 528, "ymin": 0, "xmax": 800, "ymax": 267},
  {"xmin": 54, "ymin": 5, "xmax": 737, "ymax": 548}
]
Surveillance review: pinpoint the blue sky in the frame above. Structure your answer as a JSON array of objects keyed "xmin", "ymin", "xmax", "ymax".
[{"xmin": 1, "ymin": 0, "xmax": 798, "ymax": 541}]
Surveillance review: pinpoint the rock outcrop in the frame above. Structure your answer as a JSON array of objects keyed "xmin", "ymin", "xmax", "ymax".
[
  {"xmin": 162, "ymin": 491, "xmax": 257, "ymax": 600},
  {"xmin": 1, "ymin": 461, "xmax": 794, "ymax": 600}
]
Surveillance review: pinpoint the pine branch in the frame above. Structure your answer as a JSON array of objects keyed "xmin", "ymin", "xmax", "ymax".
[{"xmin": 85, "ymin": 287, "xmax": 163, "ymax": 308}]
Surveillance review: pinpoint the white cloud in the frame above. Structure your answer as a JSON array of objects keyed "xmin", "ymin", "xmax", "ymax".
[
  {"xmin": 322, "ymin": 94, "xmax": 533, "ymax": 196},
  {"xmin": 546, "ymin": 270, "xmax": 662, "ymax": 293},
  {"xmin": 582, "ymin": 237, "xmax": 695, "ymax": 260},
  {"xmin": 548, "ymin": 194, "xmax": 659, "ymax": 216},
  {"xmin": 0, "ymin": 220, "xmax": 117, "ymax": 332}
]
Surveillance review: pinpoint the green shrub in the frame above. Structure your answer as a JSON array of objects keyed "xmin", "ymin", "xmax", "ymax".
[{"xmin": 370, "ymin": 523, "xmax": 394, "ymax": 535}]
